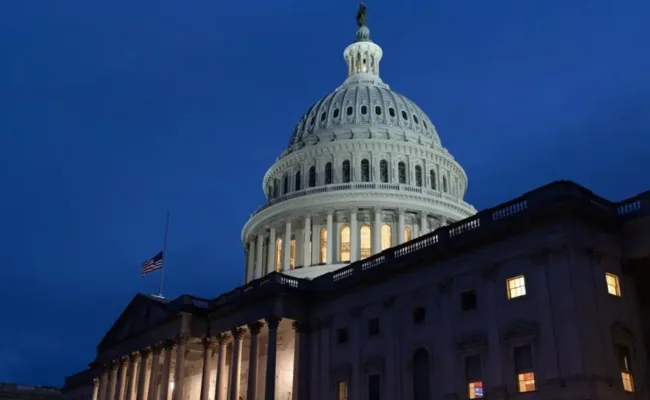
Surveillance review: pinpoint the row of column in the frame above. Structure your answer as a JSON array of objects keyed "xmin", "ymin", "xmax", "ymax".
[{"xmin": 93, "ymin": 317, "xmax": 308, "ymax": 400}]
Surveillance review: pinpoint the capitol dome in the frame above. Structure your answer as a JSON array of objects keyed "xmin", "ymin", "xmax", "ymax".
[{"xmin": 241, "ymin": 13, "xmax": 477, "ymax": 282}]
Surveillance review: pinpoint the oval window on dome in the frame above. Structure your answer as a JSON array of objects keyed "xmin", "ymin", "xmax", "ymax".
[
  {"xmin": 346, "ymin": 106, "xmax": 353, "ymax": 116},
  {"xmin": 401, "ymin": 110, "xmax": 408, "ymax": 120},
  {"xmin": 333, "ymin": 108, "xmax": 340, "ymax": 118},
  {"xmin": 310, "ymin": 117, "xmax": 315, "ymax": 126},
  {"xmin": 413, "ymin": 115, "xmax": 419, "ymax": 124},
  {"xmin": 361, "ymin": 105, "xmax": 368, "ymax": 115},
  {"xmin": 389, "ymin": 108, "xmax": 396, "ymax": 117},
  {"xmin": 375, "ymin": 106, "xmax": 382, "ymax": 115},
  {"xmin": 423, "ymin": 120, "xmax": 428, "ymax": 129},
  {"xmin": 321, "ymin": 112, "xmax": 327, "ymax": 122}
]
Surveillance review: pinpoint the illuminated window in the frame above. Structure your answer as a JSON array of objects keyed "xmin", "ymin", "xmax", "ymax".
[
  {"xmin": 289, "ymin": 239, "xmax": 296, "ymax": 270},
  {"xmin": 514, "ymin": 345, "xmax": 536, "ymax": 393},
  {"xmin": 340, "ymin": 225, "xmax": 351, "ymax": 262},
  {"xmin": 404, "ymin": 226, "xmax": 412, "ymax": 242},
  {"xmin": 465, "ymin": 355, "xmax": 483, "ymax": 399},
  {"xmin": 275, "ymin": 238, "xmax": 282, "ymax": 272},
  {"xmin": 380, "ymin": 160, "xmax": 388, "ymax": 182},
  {"xmin": 320, "ymin": 227, "xmax": 327, "ymax": 263},
  {"xmin": 606, "ymin": 273, "xmax": 621, "ymax": 297},
  {"xmin": 381, "ymin": 224, "xmax": 392, "ymax": 250},
  {"xmin": 342, "ymin": 160, "xmax": 351, "ymax": 183},
  {"xmin": 617, "ymin": 344, "xmax": 635, "ymax": 392},
  {"xmin": 398, "ymin": 162, "xmax": 406, "ymax": 184},
  {"xmin": 336, "ymin": 381, "xmax": 348, "ymax": 400},
  {"xmin": 507, "ymin": 275, "xmax": 527, "ymax": 299},
  {"xmin": 430, "ymin": 170, "xmax": 436, "ymax": 190},
  {"xmin": 415, "ymin": 165, "xmax": 422, "ymax": 187},
  {"xmin": 361, "ymin": 159, "xmax": 370, "ymax": 182},
  {"xmin": 360, "ymin": 224, "xmax": 371, "ymax": 259}
]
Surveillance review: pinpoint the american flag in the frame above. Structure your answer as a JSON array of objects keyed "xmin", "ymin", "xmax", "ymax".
[{"xmin": 142, "ymin": 251, "xmax": 164, "ymax": 276}]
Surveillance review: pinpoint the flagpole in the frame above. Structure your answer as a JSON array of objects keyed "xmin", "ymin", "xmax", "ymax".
[{"xmin": 158, "ymin": 212, "xmax": 170, "ymax": 297}]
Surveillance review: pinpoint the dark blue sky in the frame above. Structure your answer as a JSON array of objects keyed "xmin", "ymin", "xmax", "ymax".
[{"xmin": 1, "ymin": 0, "xmax": 649, "ymax": 386}]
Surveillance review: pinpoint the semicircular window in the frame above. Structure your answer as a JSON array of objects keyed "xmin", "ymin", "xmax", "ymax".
[
  {"xmin": 346, "ymin": 106, "xmax": 354, "ymax": 116},
  {"xmin": 333, "ymin": 108, "xmax": 340, "ymax": 118},
  {"xmin": 361, "ymin": 105, "xmax": 368, "ymax": 115},
  {"xmin": 375, "ymin": 106, "xmax": 382, "ymax": 115},
  {"xmin": 389, "ymin": 108, "xmax": 396, "ymax": 117},
  {"xmin": 401, "ymin": 110, "xmax": 408, "ymax": 120}
]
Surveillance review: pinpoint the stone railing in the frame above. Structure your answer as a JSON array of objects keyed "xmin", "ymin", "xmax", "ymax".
[{"xmin": 249, "ymin": 182, "xmax": 476, "ymax": 217}]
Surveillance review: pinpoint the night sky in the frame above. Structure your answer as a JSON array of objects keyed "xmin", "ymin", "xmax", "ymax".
[{"xmin": 1, "ymin": 0, "xmax": 649, "ymax": 386}]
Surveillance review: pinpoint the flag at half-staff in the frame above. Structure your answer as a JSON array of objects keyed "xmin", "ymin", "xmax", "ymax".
[{"xmin": 142, "ymin": 251, "xmax": 164, "ymax": 276}]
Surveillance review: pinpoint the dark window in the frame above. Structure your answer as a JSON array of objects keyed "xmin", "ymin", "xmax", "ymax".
[
  {"xmin": 389, "ymin": 108, "xmax": 396, "ymax": 117},
  {"xmin": 443, "ymin": 176, "xmax": 448, "ymax": 192},
  {"xmin": 412, "ymin": 349, "xmax": 431, "ymax": 400},
  {"xmin": 295, "ymin": 171, "xmax": 301, "ymax": 191},
  {"xmin": 430, "ymin": 170, "xmax": 436, "ymax": 190},
  {"xmin": 413, "ymin": 115, "xmax": 419, "ymax": 124},
  {"xmin": 361, "ymin": 159, "xmax": 370, "ymax": 182},
  {"xmin": 423, "ymin": 120, "xmax": 428, "ymax": 129},
  {"xmin": 309, "ymin": 116, "xmax": 315, "ymax": 126},
  {"xmin": 283, "ymin": 174, "xmax": 289, "ymax": 195},
  {"xmin": 380, "ymin": 160, "xmax": 388, "ymax": 182},
  {"xmin": 308, "ymin": 166, "xmax": 316, "ymax": 187},
  {"xmin": 368, "ymin": 318, "xmax": 380, "ymax": 336},
  {"xmin": 398, "ymin": 162, "xmax": 406, "ymax": 184},
  {"xmin": 336, "ymin": 328, "xmax": 349, "ymax": 344},
  {"xmin": 333, "ymin": 108, "xmax": 340, "ymax": 118},
  {"xmin": 375, "ymin": 106, "xmax": 382, "ymax": 115},
  {"xmin": 320, "ymin": 112, "xmax": 327, "ymax": 122},
  {"xmin": 413, "ymin": 307, "xmax": 426, "ymax": 324},
  {"xmin": 361, "ymin": 105, "xmax": 368, "ymax": 115},
  {"xmin": 342, "ymin": 160, "xmax": 351, "ymax": 183},
  {"xmin": 346, "ymin": 106, "xmax": 353, "ymax": 116},
  {"xmin": 415, "ymin": 166, "xmax": 422, "ymax": 187},
  {"xmin": 401, "ymin": 110, "xmax": 408, "ymax": 120},
  {"xmin": 325, "ymin": 162, "xmax": 333, "ymax": 184},
  {"xmin": 368, "ymin": 374, "xmax": 381, "ymax": 400},
  {"xmin": 273, "ymin": 179, "xmax": 279, "ymax": 198},
  {"xmin": 461, "ymin": 290, "xmax": 477, "ymax": 311}
]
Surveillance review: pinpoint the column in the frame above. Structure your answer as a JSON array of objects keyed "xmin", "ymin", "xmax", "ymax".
[
  {"xmin": 173, "ymin": 336, "xmax": 187, "ymax": 400},
  {"xmin": 137, "ymin": 350, "xmax": 152, "ymax": 400},
  {"xmin": 302, "ymin": 216, "xmax": 311, "ymax": 267},
  {"xmin": 118, "ymin": 357, "xmax": 128, "ymax": 400},
  {"xmin": 326, "ymin": 211, "xmax": 333, "ymax": 264},
  {"xmin": 108, "ymin": 361, "xmax": 119, "ymax": 400},
  {"xmin": 199, "ymin": 339, "xmax": 216, "ymax": 400},
  {"xmin": 420, "ymin": 213, "xmax": 428, "ymax": 235},
  {"xmin": 311, "ymin": 223, "xmax": 320, "ymax": 264},
  {"xmin": 397, "ymin": 209, "xmax": 405, "ymax": 244},
  {"xmin": 283, "ymin": 220, "xmax": 292, "ymax": 271},
  {"xmin": 246, "ymin": 241, "xmax": 255, "ymax": 282},
  {"xmin": 350, "ymin": 208, "xmax": 358, "ymax": 262},
  {"xmin": 247, "ymin": 322, "xmax": 263, "ymax": 400},
  {"xmin": 291, "ymin": 321, "xmax": 311, "ymax": 400},
  {"xmin": 126, "ymin": 353, "xmax": 140, "ymax": 400},
  {"xmin": 373, "ymin": 208, "xmax": 381, "ymax": 254},
  {"xmin": 159, "ymin": 342, "xmax": 175, "ymax": 400},
  {"xmin": 214, "ymin": 334, "xmax": 229, "ymax": 400},
  {"xmin": 414, "ymin": 223, "xmax": 420, "ymax": 238},
  {"xmin": 147, "ymin": 348, "xmax": 161, "ymax": 400},
  {"xmin": 92, "ymin": 378, "xmax": 100, "ymax": 400},
  {"xmin": 264, "ymin": 317, "xmax": 281, "ymax": 400},
  {"xmin": 255, "ymin": 234, "xmax": 264, "ymax": 279},
  {"xmin": 229, "ymin": 328, "xmax": 245, "ymax": 400},
  {"xmin": 267, "ymin": 228, "xmax": 276, "ymax": 273},
  {"xmin": 98, "ymin": 369, "xmax": 109, "ymax": 400}
]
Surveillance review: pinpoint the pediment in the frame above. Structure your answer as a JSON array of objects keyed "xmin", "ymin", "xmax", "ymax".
[{"xmin": 99, "ymin": 294, "xmax": 170, "ymax": 350}]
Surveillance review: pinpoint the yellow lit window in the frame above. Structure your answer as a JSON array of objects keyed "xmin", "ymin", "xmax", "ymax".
[
  {"xmin": 381, "ymin": 224, "xmax": 392, "ymax": 250},
  {"xmin": 289, "ymin": 239, "xmax": 296, "ymax": 270},
  {"xmin": 319, "ymin": 227, "xmax": 327, "ymax": 263},
  {"xmin": 606, "ymin": 273, "xmax": 621, "ymax": 297},
  {"xmin": 360, "ymin": 224, "xmax": 371, "ymax": 259},
  {"xmin": 275, "ymin": 238, "xmax": 282, "ymax": 272},
  {"xmin": 621, "ymin": 372, "xmax": 635, "ymax": 392},
  {"xmin": 618, "ymin": 344, "xmax": 635, "ymax": 392},
  {"xmin": 340, "ymin": 224, "xmax": 351, "ymax": 262},
  {"xmin": 468, "ymin": 381, "xmax": 483, "ymax": 399},
  {"xmin": 404, "ymin": 226, "xmax": 412, "ymax": 242},
  {"xmin": 517, "ymin": 372, "xmax": 536, "ymax": 393},
  {"xmin": 336, "ymin": 381, "xmax": 348, "ymax": 400},
  {"xmin": 507, "ymin": 275, "xmax": 527, "ymax": 299}
]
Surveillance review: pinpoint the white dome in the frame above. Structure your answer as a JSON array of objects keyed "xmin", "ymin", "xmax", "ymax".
[{"xmin": 241, "ymin": 17, "xmax": 476, "ymax": 283}]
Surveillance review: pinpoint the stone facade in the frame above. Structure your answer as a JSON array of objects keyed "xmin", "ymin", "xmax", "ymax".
[
  {"xmin": 64, "ymin": 181, "xmax": 650, "ymax": 400},
  {"xmin": 0, "ymin": 383, "xmax": 61, "ymax": 400}
]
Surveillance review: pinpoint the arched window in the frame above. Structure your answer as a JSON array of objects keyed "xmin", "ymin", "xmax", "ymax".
[
  {"xmin": 430, "ymin": 170, "xmax": 436, "ymax": 190},
  {"xmin": 413, "ymin": 348, "xmax": 431, "ymax": 400},
  {"xmin": 308, "ymin": 166, "xmax": 316, "ymax": 187},
  {"xmin": 283, "ymin": 174, "xmax": 289, "ymax": 195},
  {"xmin": 340, "ymin": 224, "xmax": 351, "ymax": 262},
  {"xmin": 380, "ymin": 160, "xmax": 388, "ymax": 182},
  {"xmin": 290, "ymin": 239, "xmax": 296, "ymax": 270},
  {"xmin": 415, "ymin": 165, "xmax": 422, "ymax": 187},
  {"xmin": 442, "ymin": 176, "xmax": 448, "ymax": 192},
  {"xmin": 398, "ymin": 162, "xmax": 406, "ymax": 184},
  {"xmin": 295, "ymin": 171, "xmax": 301, "ymax": 191},
  {"xmin": 319, "ymin": 227, "xmax": 327, "ymax": 263},
  {"xmin": 361, "ymin": 159, "xmax": 370, "ymax": 182},
  {"xmin": 325, "ymin": 162, "xmax": 333, "ymax": 184},
  {"xmin": 360, "ymin": 224, "xmax": 371, "ymax": 259},
  {"xmin": 342, "ymin": 160, "xmax": 351, "ymax": 183},
  {"xmin": 275, "ymin": 238, "xmax": 283, "ymax": 272},
  {"xmin": 381, "ymin": 224, "xmax": 392, "ymax": 250},
  {"xmin": 273, "ymin": 179, "xmax": 279, "ymax": 198},
  {"xmin": 405, "ymin": 226, "xmax": 412, "ymax": 242}
]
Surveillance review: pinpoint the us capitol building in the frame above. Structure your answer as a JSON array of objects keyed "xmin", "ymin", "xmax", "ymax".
[{"xmin": 63, "ymin": 6, "xmax": 650, "ymax": 400}]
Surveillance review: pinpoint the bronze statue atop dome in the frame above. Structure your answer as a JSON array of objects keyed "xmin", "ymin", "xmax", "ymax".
[{"xmin": 356, "ymin": 2, "xmax": 367, "ymax": 27}]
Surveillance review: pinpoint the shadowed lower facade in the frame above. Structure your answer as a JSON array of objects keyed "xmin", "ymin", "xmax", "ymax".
[{"xmin": 63, "ymin": 181, "xmax": 650, "ymax": 400}]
